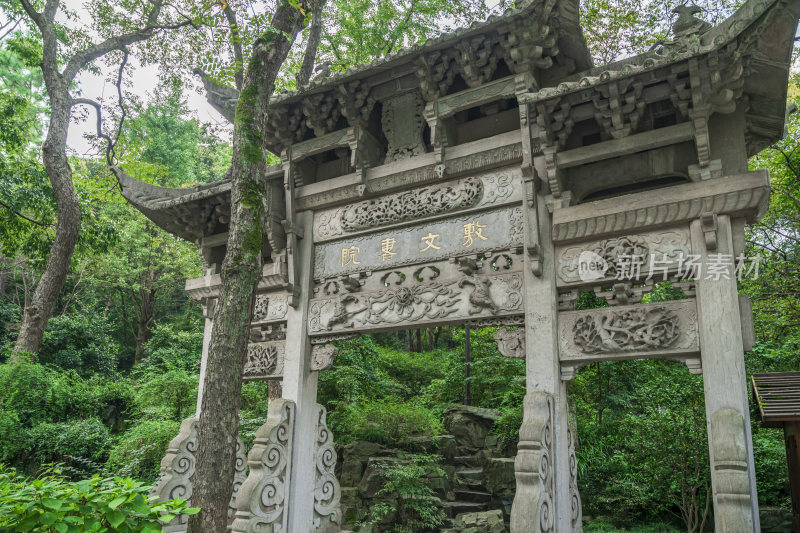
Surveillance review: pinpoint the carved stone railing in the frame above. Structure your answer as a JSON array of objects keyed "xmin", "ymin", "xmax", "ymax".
[
  {"xmin": 231, "ymin": 399, "xmax": 296, "ymax": 533},
  {"xmin": 153, "ymin": 417, "xmax": 247, "ymax": 532}
]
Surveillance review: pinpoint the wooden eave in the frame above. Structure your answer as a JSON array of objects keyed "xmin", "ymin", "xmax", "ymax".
[{"xmin": 752, "ymin": 372, "xmax": 800, "ymax": 428}]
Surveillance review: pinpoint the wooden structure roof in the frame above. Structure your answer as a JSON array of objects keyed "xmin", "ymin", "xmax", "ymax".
[{"xmin": 752, "ymin": 372, "xmax": 800, "ymax": 428}]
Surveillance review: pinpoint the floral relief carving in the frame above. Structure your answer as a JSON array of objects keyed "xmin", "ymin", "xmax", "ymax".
[
  {"xmin": 364, "ymin": 283, "xmax": 460, "ymax": 325},
  {"xmin": 557, "ymin": 230, "xmax": 690, "ymax": 284},
  {"xmin": 313, "ymin": 405, "xmax": 342, "ymax": 530},
  {"xmin": 482, "ymin": 173, "xmax": 514, "ymax": 204},
  {"xmin": 242, "ymin": 341, "xmax": 285, "ymax": 381},
  {"xmin": 340, "ymin": 178, "xmax": 483, "ymax": 231},
  {"xmin": 573, "ymin": 307, "xmax": 681, "ymax": 354},
  {"xmin": 252, "ymin": 294, "xmax": 290, "ymax": 322}
]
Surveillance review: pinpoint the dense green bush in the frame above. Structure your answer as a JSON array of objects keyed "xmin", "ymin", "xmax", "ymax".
[
  {"xmin": 39, "ymin": 314, "xmax": 120, "ymax": 376},
  {"xmin": 752, "ymin": 427, "xmax": 790, "ymax": 508},
  {"xmin": 28, "ymin": 418, "xmax": 112, "ymax": 467},
  {"xmin": 376, "ymin": 347, "xmax": 448, "ymax": 399},
  {"xmin": 0, "ymin": 409, "xmax": 28, "ymax": 463},
  {"xmin": 331, "ymin": 399, "xmax": 444, "ymax": 448},
  {"xmin": 318, "ymin": 336, "xmax": 394, "ymax": 405},
  {"xmin": 134, "ymin": 369, "xmax": 197, "ymax": 421},
  {"xmin": 0, "ymin": 465, "xmax": 198, "ymax": 532},
  {"xmin": 134, "ymin": 323, "xmax": 202, "ymax": 376},
  {"xmin": 106, "ymin": 419, "xmax": 180, "ymax": 482}
]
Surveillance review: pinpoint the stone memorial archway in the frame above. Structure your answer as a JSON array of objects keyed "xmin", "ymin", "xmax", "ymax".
[{"xmin": 119, "ymin": 0, "xmax": 800, "ymax": 530}]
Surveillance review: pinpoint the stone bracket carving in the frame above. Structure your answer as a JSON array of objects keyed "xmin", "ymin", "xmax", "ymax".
[
  {"xmin": 701, "ymin": 211, "xmax": 718, "ymax": 250},
  {"xmin": 232, "ymin": 399, "xmax": 296, "ymax": 533},
  {"xmin": 567, "ymin": 428, "xmax": 583, "ymax": 532},
  {"xmin": 510, "ymin": 392, "xmax": 555, "ymax": 533},
  {"xmin": 313, "ymin": 405, "xmax": 342, "ymax": 531},
  {"xmin": 282, "ymin": 149, "xmax": 304, "ymax": 308},
  {"xmin": 494, "ymin": 327, "xmax": 525, "ymax": 359},
  {"xmin": 154, "ymin": 417, "xmax": 247, "ymax": 532},
  {"xmin": 310, "ymin": 344, "xmax": 339, "ymax": 372}
]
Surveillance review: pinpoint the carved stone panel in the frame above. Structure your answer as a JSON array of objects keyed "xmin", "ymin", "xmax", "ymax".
[
  {"xmin": 494, "ymin": 328, "xmax": 525, "ymax": 358},
  {"xmin": 309, "ymin": 257, "xmax": 523, "ymax": 335},
  {"xmin": 310, "ymin": 344, "xmax": 339, "ymax": 372},
  {"xmin": 252, "ymin": 293, "xmax": 290, "ymax": 323},
  {"xmin": 313, "ymin": 206, "xmax": 523, "ymax": 279},
  {"xmin": 383, "ymin": 92, "xmax": 426, "ymax": 163},
  {"xmin": 556, "ymin": 229, "xmax": 691, "ymax": 286},
  {"xmin": 313, "ymin": 170, "xmax": 521, "ymax": 242},
  {"xmin": 154, "ymin": 417, "xmax": 247, "ymax": 532},
  {"xmin": 242, "ymin": 340, "xmax": 285, "ymax": 382},
  {"xmin": 558, "ymin": 300, "xmax": 699, "ymax": 367},
  {"xmin": 231, "ymin": 399, "xmax": 295, "ymax": 533},
  {"xmin": 313, "ymin": 405, "xmax": 342, "ymax": 532}
]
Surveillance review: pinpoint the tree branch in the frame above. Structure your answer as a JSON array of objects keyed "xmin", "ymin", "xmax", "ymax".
[
  {"xmin": 62, "ymin": 0, "xmax": 194, "ymax": 82},
  {"xmin": 0, "ymin": 18, "xmax": 21, "ymax": 42},
  {"xmin": 220, "ymin": 0, "xmax": 244, "ymax": 90},
  {"xmin": 194, "ymin": 68, "xmax": 239, "ymax": 123},
  {"xmin": 0, "ymin": 199, "xmax": 50, "ymax": 227},
  {"xmin": 296, "ymin": 0, "xmax": 327, "ymax": 87}
]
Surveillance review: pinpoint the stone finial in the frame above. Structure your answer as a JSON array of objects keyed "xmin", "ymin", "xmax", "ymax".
[{"xmin": 671, "ymin": 4, "xmax": 711, "ymax": 38}]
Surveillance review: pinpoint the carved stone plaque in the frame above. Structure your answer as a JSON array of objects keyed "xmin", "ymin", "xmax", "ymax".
[
  {"xmin": 558, "ymin": 300, "xmax": 699, "ymax": 364},
  {"xmin": 555, "ymin": 228, "xmax": 691, "ymax": 286},
  {"xmin": 313, "ymin": 170, "xmax": 521, "ymax": 242},
  {"xmin": 313, "ymin": 206, "xmax": 523, "ymax": 279}
]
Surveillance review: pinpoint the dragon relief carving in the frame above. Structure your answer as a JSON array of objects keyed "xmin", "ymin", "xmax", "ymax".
[
  {"xmin": 573, "ymin": 307, "xmax": 681, "ymax": 354},
  {"xmin": 340, "ymin": 178, "xmax": 483, "ymax": 231}
]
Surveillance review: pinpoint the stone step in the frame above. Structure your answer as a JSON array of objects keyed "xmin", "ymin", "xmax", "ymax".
[
  {"xmin": 454, "ymin": 489, "xmax": 492, "ymax": 503},
  {"xmin": 452, "ymin": 455, "xmax": 481, "ymax": 467},
  {"xmin": 442, "ymin": 500, "xmax": 491, "ymax": 517},
  {"xmin": 454, "ymin": 467, "xmax": 486, "ymax": 490}
]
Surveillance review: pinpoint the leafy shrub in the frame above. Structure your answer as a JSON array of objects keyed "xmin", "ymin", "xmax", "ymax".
[
  {"xmin": 29, "ymin": 418, "xmax": 112, "ymax": 467},
  {"xmin": 134, "ymin": 369, "xmax": 197, "ymax": 421},
  {"xmin": 0, "ymin": 300, "xmax": 20, "ymax": 352},
  {"xmin": 135, "ymin": 323, "xmax": 202, "ymax": 376},
  {"xmin": 752, "ymin": 427, "xmax": 790, "ymax": 508},
  {"xmin": 0, "ymin": 408, "xmax": 29, "ymax": 463},
  {"xmin": 0, "ymin": 464, "xmax": 198, "ymax": 532},
  {"xmin": 106, "ymin": 419, "xmax": 180, "ymax": 482},
  {"xmin": 240, "ymin": 381, "xmax": 271, "ymax": 418},
  {"xmin": 39, "ymin": 314, "xmax": 120, "ymax": 376},
  {"xmin": 0, "ymin": 361, "xmax": 97, "ymax": 426},
  {"xmin": 331, "ymin": 399, "xmax": 443, "ymax": 448},
  {"xmin": 377, "ymin": 347, "xmax": 448, "ymax": 399},
  {"xmin": 318, "ymin": 336, "xmax": 394, "ymax": 405},
  {"xmin": 359, "ymin": 455, "xmax": 446, "ymax": 532}
]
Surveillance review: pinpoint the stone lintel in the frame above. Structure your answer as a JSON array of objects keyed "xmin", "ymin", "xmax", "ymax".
[{"xmin": 551, "ymin": 170, "xmax": 769, "ymax": 243}]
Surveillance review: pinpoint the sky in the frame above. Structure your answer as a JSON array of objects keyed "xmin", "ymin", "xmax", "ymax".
[{"xmin": 62, "ymin": 0, "xmax": 227, "ymax": 156}]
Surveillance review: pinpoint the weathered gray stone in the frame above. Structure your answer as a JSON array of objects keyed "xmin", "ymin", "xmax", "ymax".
[
  {"xmin": 484, "ymin": 458, "xmax": 515, "ymax": 497},
  {"xmin": 759, "ymin": 507, "xmax": 794, "ymax": 533},
  {"xmin": 445, "ymin": 405, "xmax": 501, "ymax": 453},
  {"xmin": 454, "ymin": 509, "xmax": 506, "ymax": 533}
]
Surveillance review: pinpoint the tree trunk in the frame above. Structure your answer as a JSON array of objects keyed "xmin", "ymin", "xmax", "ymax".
[
  {"xmin": 134, "ymin": 284, "xmax": 156, "ymax": 363},
  {"xmin": 296, "ymin": 0, "xmax": 326, "ymax": 86},
  {"xmin": 186, "ymin": 4, "xmax": 307, "ymax": 532},
  {"xmin": 13, "ymin": 84, "xmax": 80, "ymax": 356}
]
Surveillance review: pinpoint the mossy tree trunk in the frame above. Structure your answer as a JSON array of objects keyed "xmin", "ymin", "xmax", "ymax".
[{"xmin": 186, "ymin": 3, "xmax": 308, "ymax": 532}]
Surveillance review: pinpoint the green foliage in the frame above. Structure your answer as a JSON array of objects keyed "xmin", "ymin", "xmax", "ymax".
[
  {"xmin": 134, "ymin": 369, "xmax": 197, "ymax": 421},
  {"xmin": 0, "ymin": 465, "xmax": 199, "ymax": 532},
  {"xmin": 105, "ymin": 419, "xmax": 180, "ymax": 483},
  {"xmin": 28, "ymin": 419, "xmax": 112, "ymax": 467},
  {"xmin": 135, "ymin": 323, "xmax": 202, "ymax": 375},
  {"xmin": 752, "ymin": 428, "xmax": 791, "ymax": 508},
  {"xmin": 39, "ymin": 314, "xmax": 120, "ymax": 376},
  {"xmin": 359, "ymin": 455, "xmax": 446, "ymax": 532},
  {"xmin": 331, "ymin": 399, "xmax": 444, "ymax": 449}
]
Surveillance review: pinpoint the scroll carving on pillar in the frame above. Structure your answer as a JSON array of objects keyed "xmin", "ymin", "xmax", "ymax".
[
  {"xmin": 709, "ymin": 408, "xmax": 754, "ymax": 530},
  {"xmin": 231, "ymin": 399, "xmax": 295, "ymax": 533},
  {"xmin": 494, "ymin": 327, "xmax": 525, "ymax": 358},
  {"xmin": 510, "ymin": 391, "xmax": 554, "ymax": 533},
  {"xmin": 313, "ymin": 405, "xmax": 342, "ymax": 532},
  {"xmin": 567, "ymin": 428, "xmax": 583, "ymax": 532},
  {"xmin": 153, "ymin": 417, "xmax": 247, "ymax": 532}
]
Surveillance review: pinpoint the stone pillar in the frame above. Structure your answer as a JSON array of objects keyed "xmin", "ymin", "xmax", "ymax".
[
  {"xmin": 282, "ymin": 210, "xmax": 323, "ymax": 531},
  {"xmin": 690, "ymin": 214, "xmax": 760, "ymax": 532},
  {"xmin": 511, "ymin": 193, "xmax": 580, "ymax": 532},
  {"xmin": 195, "ymin": 299, "xmax": 215, "ymax": 417}
]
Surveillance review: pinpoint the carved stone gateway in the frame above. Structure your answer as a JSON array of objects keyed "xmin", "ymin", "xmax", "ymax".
[{"xmin": 127, "ymin": 0, "xmax": 800, "ymax": 531}]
